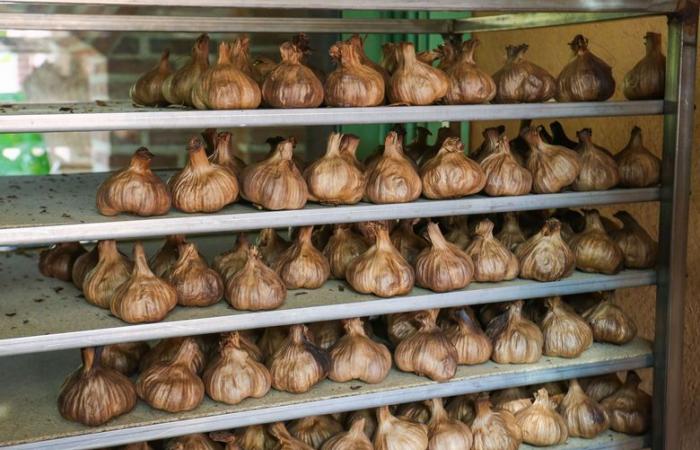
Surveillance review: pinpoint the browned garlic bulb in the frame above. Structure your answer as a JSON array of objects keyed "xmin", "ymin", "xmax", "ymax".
[
  {"xmin": 600, "ymin": 371, "xmax": 651, "ymax": 434},
  {"xmin": 97, "ymin": 148, "xmax": 171, "ymax": 217},
  {"xmin": 523, "ymin": 127, "xmax": 581, "ymax": 193},
  {"xmin": 168, "ymin": 242, "xmax": 223, "ymax": 307},
  {"xmin": 72, "ymin": 244, "xmax": 99, "ymax": 289},
  {"xmin": 611, "ymin": 211, "xmax": 658, "ymax": 269},
  {"xmin": 496, "ymin": 213, "xmax": 527, "ymax": 251},
  {"xmin": 58, "ymin": 347, "xmax": 137, "ymax": 426},
  {"xmin": 444, "ymin": 38, "xmax": 496, "ymax": 105},
  {"xmin": 110, "ymin": 242, "xmax": 177, "ymax": 324},
  {"xmin": 346, "ymin": 223, "xmax": 415, "ymax": 297},
  {"xmin": 258, "ymin": 326, "xmax": 288, "ymax": 362},
  {"xmin": 397, "ymin": 402, "xmax": 431, "ymax": 424},
  {"xmin": 471, "ymin": 397, "xmax": 522, "ymax": 450},
  {"xmin": 486, "ymin": 300, "xmax": 543, "ymax": 364},
  {"xmin": 228, "ymin": 34, "xmax": 257, "ymax": 81},
  {"xmin": 289, "ymin": 415, "xmax": 343, "ymax": 449},
  {"xmin": 211, "ymin": 132, "xmax": 246, "ymax": 180},
  {"xmin": 573, "ymin": 128, "xmax": 620, "ymax": 191},
  {"xmin": 83, "ymin": 240, "xmax": 132, "ymax": 309},
  {"xmin": 624, "ymin": 32, "xmax": 665, "ymax": 100},
  {"xmin": 213, "ymin": 233, "xmax": 251, "ymax": 284},
  {"xmin": 257, "ymin": 228, "xmax": 290, "ymax": 267},
  {"xmin": 559, "ymin": 378, "xmax": 610, "ymax": 438},
  {"xmin": 348, "ymin": 34, "xmax": 390, "ymax": 90},
  {"xmin": 322, "ymin": 225, "xmax": 369, "ymax": 279},
  {"xmin": 345, "ymin": 410, "xmax": 376, "ymax": 440},
  {"xmin": 542, "ymin": 296, "xmax": 593, "ymax": 358},
  {"xmin": 39, "ymin": 241, "xmax": 85, "ymax": 282},
  {"xmin": 466, "ymin": 219, "xmax": 519, "ymax": 282},
  {"xmin": 615, "ymin": 126, "xmax": 661, "ymax": 188},
  {"xmin": 443, "ymin": 308, "xmax": 492, "ymax": 365},
  {"xmin": 236, "ymin": 424, "xmax": 275, "ymax": 450},
  {"xmin": 308, "ymin": 320, "xmax": 343, "ymax": 351},
  {"xmin": 262, "ymin": 42, "xmax": 324, "ymax": 108},
  {"xmin": 391, "ymin": 219, "xmax": 429, "ymax": 265},
  {"xmin": 101, "ymin": 342, "xmax": 150, "ymax": 376},
  {"xmin": 130, "ymin": 49, "xmax": 172, "ymax": 106},
  {"xmin": 165, "ymin": 433, "xmax": 223, "ymax": 450},
  {"xmin": 472, "ymin": 126, "xmax": 502, "ymax": 163},
  {"xmin": 162, "ymin": 34, "xmax": 209, "ymax": 106},
  {"xmin": 169, "ymin": 137, "xmax": 239, "ymax": 213},
  {"xmin": 209, "ymin": 431, "xmax": 242, "ymax": 450},
  {"xmin": 274, "ymin": 226, "xmax": 330, "ymax": 289},
  {"xmin": 583, "ymin": 292, "xmax": 637, "ymax": 345},
  {"xmin": 203, "ymin": 332, "xmax": 271, "ymax": 405},
  {"xmin": 320, "ymin": 418, "xmax": 372, "ymax": 450},
  {"xmin": 270, "ymin": 422, "xmax": 314, "ymax": 450},
  {"xmin": 420, "ymin": 137, "xmax": 486, "ymax": 199},
  {"xmin": 446, "ymin": 394, "xmax": 476, "ymax": 423},
  {"xmin": 426, "ymin": 397, "xmax": 473, "ymax": 450},
  {"xmin": 242, "ymin": 139, "xmax": 308, "ymax": 210},
  {"xmin": 415, "ymin": 222, "xmax": 474, "ymax": 292},
  {"xmin": 442, "ymin": 216, "xmax": 470, "ymax": 250},
  {"xmin": 395, "ymin": 311, "xmax": 458, "ymax": 381},
  {"xmin": 556, "ymin": 34, "xmax": 615, "ymax": 102},
  {"xmin": 329, "ymin": 318, "xmax": 391, "ymax": 384},
  {"xmin": 304, "ymin": 132, "xmax": 365, "ymax": 205},
  {"xmin": 192, "ymin": 41, "xmax": 261, "ymax": 110},
  {"xmin": 139, "ymin": 336, "xmax": 207, "ymax": 375},
  {"xmin": 365, "ymin": 131, "xmax": 422, "ymax": 204},
  {"xmin": 269, "ymin": 324, "xmax": 329, "ymax": 393},
  {"xmin": 325, "ymin": 41, "xmax": 385, "ymax": 107},
  {"xmin": 515, "ymin": 389, "xmax": 568, "ymax": 446},
  {"xmin": 492, "ymin": 387, "xmax": 532, "ymax": 415},
  {"xmin": 516, "ymin": 219, "xmax": 575, "ymax": 282},
  {"xmin": 387, "ymin": 310, "xmax": 431, "ymax": 344},
  {"xmin": 226, "ymin": 246, "xmax": 286, "ymax": 311},
  {"xmin": 481, "ymin": 134, "xmax": 533, "ymax": 196},
  {"xmin": 388, "ymin": 42, "xmax": 448, "ymax": 105},
  {"xmin": 149, "ymin": 235, "xmax": 185, "ymax": 279},
  {"xmin": 584, "ymin": 373, "xmax": 623, "ymax": 402},
  {"xmin": 569, "ymin": 209, "xmax": 624, "ymax": 274},
  {"xmin": 492, "ymin": 44, "xmax": 556, "ymax": 103},
  {"xmin": 121, "ymin": 442, "xmax": 155, "ymax": 450},
  {"xmin": 374, "ymin": 405, "xmax": 429, "ymax": 450}
]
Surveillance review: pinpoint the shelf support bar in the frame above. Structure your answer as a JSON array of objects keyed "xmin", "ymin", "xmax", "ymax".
[{"xmin": 653, "ymin": 2, "xmax": 699, "ymax": 449}]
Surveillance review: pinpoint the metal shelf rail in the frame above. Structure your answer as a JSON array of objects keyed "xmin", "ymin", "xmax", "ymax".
[{"xmin": 0, "ymin": 1, "xmax": 696, "ymax": 449}]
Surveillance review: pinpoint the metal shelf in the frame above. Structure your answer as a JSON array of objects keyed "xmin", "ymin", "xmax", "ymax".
[
  {"xmin": 0, "ymin": 171, "xmax": 660, "ymax": 246},
  {"xmin": 0, "ymin": 100, "xmax": 665, "ymax": 133},
  {"xmin": 0, "ymin": 339, "xmax": 653, "ymax": 450}
]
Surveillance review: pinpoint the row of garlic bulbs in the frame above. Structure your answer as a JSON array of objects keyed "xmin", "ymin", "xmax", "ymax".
[
  {"xmin": 131, "ymin": 30, "xmax": 664, "ymax": 110},
  {"xmin": 58, "ymin": 295, "xmax": 637, "ymax": 427},
  {"xmin": 96, "ymin": 122, "xmax": 660, "ymax": 217},
  {"xmin": 101, "ymin": 369, "xmax": 651, "ymax": 450}
]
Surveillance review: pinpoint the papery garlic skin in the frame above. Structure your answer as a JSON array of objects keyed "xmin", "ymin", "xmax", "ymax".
[
  {"xmin": 523, "ymin": 127, "xmax": 581, "ymax": 194},
  {"xmin": 387, "ymin": 310, "xmax": 429, "ymax": 344},
  {"xmin": 226, "ymin": 246, "xmax": 287, "ymax": 311},
  {"xmin": 269, "ymin": 325, "xmax": 330, "ymax": 394},
  {"xmin": 258, "ymin": 228, "xmax": 291, "ymax": 266},
  {"xmin": 481, "ymin": 134, "xmax": 533, "ymax": 196},
  {"xmin": 270, "ymin": 422, "xmax": 315, "ymax": 450},
  {"xmin": 600, "ymin": 372, "xmax": 651, "ymax": 435},
  {"xmin": 345, "ymin": 410, "xmax": 377, "ymax": 440},
  {"xmin": 496, "ymin": 212, "xmax": 527, "ymax": 252},
  {"xmin": 583, "ymin": 292, "xmax": 638, "ymax": 345},
  {"xmin": 492, "ymin": 44, "xmax": 556, "ymax": 103},
  {"xmin": 420, "ymin": 137, "xmax": 486, "ymax": 199},
  {"xmin": 323, "ymin": 225, "xmax": 369, "ymax": 279},
  {"xmin": 471, "ymin": 397, "xmax": 522, "ymax": 450},
  {"xmin": 487, "ymin": 300, "xmax": 543, "ymax": 364},
  {"xmin": 210, "ymin": 131, "xmax": 246, "ymax": 179},
  {"xmin": 348, "ymin": 34, "xmax": 390, "ymax": 92},
  {"xmin": 39, "ymin": 242, "xmax": 85, "ymax": 282},
  {"xmin": 168, "ymin": 242, "xmax": 223, "ymax": 307},
  {"xmin": 611, "ymin": 211, "xmax": 658, "ymax": 269},
  {"xmin": 130, "ymin": 50, "xmax": 172, "ymax": 106},
  {"xmin": 391, "ymin": 219, "xmax": 428, "ymax": 266},
  {"xmin": 569, "ymin": 209, "xmax": 624, "ymax": 274},
  {"xmin": 388, "ymin": 42, "xmax": 448, "ymax": 105},
  {"xmin": 515, "ymin": 389, "xmax": 568, "ymax": 446},
  {"xmin": 466, "ymin": 219, "xmax": 519, "ymax": 282},
  {"xmin": 444, "ymin": 39, "xmax": 496, "ymax": 105},
  {"xmin": 229, "ymin": 34, "xmax": 258, "ymax": 82},
  {"xmin": 162, "ymin": 34, "xmax": 209, "ymax": 107},
  {"xmin": 624, "ymin": 32, "xmax": 666, "ymax": 100},
  {"xmin": 274, "ymin": 226, "xmax": 330, "ymax": 289},
  {"xmin": 165, "ymin": 433, "xmax": 223, "ymax": 450},
  {"xmin": 325, "ymin": 41, "xmax": 385, "ymax": 107},
  {"xmin": 444, "ymin": 308, "xmax": 493, "ymax": 365},
  {"xmin": 443, "ymin": 216, "xmax": 471, "ymax": 250},
  {"xmin": 556, "ymin": 34, "xmax": 616, "ymax": 102},
  {"xmin": 213, "ymin": 233, "xmax": 251, "ymax": 284},
  {"xmin": 395, "ymin": 311, "xmax": 458, "ymax": 381},
  {"xmin": 559, "ymin": 378, "xmax": 610, "ymax": 438},
  {"xmin": 329, "ymin": 318, "xmax": 391, "ymax": 384},
  {"xmin": 516, "ymin": 219, "xmax": 576, "ymax": 282},
  {"xmin": 615, "ymin": 126, "xmax": 661, "ymax": 188},
  {"xmin": 139, "ymin": 336, "xmax": 207, "ymax": 374},
  {"xmin": 321, "ymin": 418, "xmax": 373, "ymax": 450},
  {"xmin": 236, "ymin": 424, "xmax": 276, "ymax": 450},
  {"xmin": 263, "ymin": 42, "xmax": 324, "ymax": 108},
  {"xmin": 72, "ymin": 245, "xmax": 99, "ymax": 289},
  {"xmin": 492, "ymin": 387, "xmax": 532, "ymax": 415},
  {"xmin": 365, "ymin": 131, "xmax": 422, "ymax": 204},
  {"xmin": 584, "ymin": 373, "xmax": 623, "ymax": 403},
  {"xmin": 542, "ymin": 296, "xmax": 593, "ymax": 358},
  {"xmin": 58, "ymin": 347, "xmax": 137, "ymax": 426},
  {"xmin": 374, "ymin": 406, "xmax": 429, "ymax": 450},
  {"xmin": 149, "ymin": 235, "xmax": 185, "ymax": 279},
  {"xmin": 289, "ymin": 415, "xmax": 343, "ymax": 449},
  {"xmin": 427, "ymin": 398, "xmax": 474, "ymax": 450},
  {"xmin": 572, "ymin": 129, "xmax": 620, "ymax": 192},
  {"xmin": 308, "ymin": 320, "xmax": 343, "ymax": 351},
  {"xmin": 210, "ymin": 430, "xmax": 243, "ymax": 450},
  {"xmin": 397, "ymin": 402, "xmax": 431, "ymax": 424},
  {"xmin": 446, "ymin": 394, "xmax": 476, "ymax": 423},
  {"xmin": 415, "ymin": 222, "xmax": 474, "ymax": 292},
  {"xmin": 83, "ymin": 240, "xmax": 132, "ymax": 309},
  {"xmin": 101, "ymin": 342, "xmax": 150, "ymax": 376}
]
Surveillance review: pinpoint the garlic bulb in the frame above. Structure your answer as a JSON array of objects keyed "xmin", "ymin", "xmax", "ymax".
[
  {"xmin": 415, "ymin": 222, "xmax": 474, "ymax": 292},
  {"xmin": 515, "ymin": 389, "xmax": 568, "ymax": 446},
  {"xmin": 496, "ymin": 213, "xmax": 527, "ymax": 251},
  {"xmin": 130, "ymin": 50, "xmax": 172, "ymax": 106},
  {"xmin": 229, "ymin": 34, "xmax": 257, "ymax": 81},
  {"xmin": 162, "ymin": 34, "xmax": 209, "ymax": 106},
  {"xmin": 242, "ymin": 139, "xmax": 308, "ymax": 210},
  {"xmin": 481, "ymin": 134, "xmax": 533, "ymax": 196},
  {"xmin": 387, "ymin": 310, "xmax": 432, "ymax": 344},
  {"xmin": 374, "ymin": 405, "xmax": 429, "ymax": 450},
  {"xmin": 258, "ymin": 326, "xmax": 288, "ymax": 362},
  {"xmin": 213, "ymin": 233, "xmax": 251, "ymax": 284},
  {"xmin": 325, "ymin": 41, "xmax": 384, "ymax": 107},
  {"xmin": 274, "ymin": 226, "xmax": 330, "ymax": 289},
  {"xmin": 149, "ymin": 235, "xmax": 184, "ymax": 279},
  {"xmin": 169, "ymin": 137, "xmax": 239, "ymax": 213},
  {"xmin": 486, "ymin": 300, "xmax": 543, "ymax": 364},
  {"xmin": 226, "ymin": 246, "xmax": 286, "ymax": 311},
  {"xmin": 436, "ymin": 40, "xmax": 459, "ymax": 71},
  {"xmin": 322, "ymin": 225, "xmax": 369, "ymax": 279},
  {"xmin": 191, "ymin": 41, "xmax": 261, "ymax": 110},
  {"xmin": 444, "ymin": 39, "xmax": 496, "ymax": 105},
  {"xmin": 237, "ymin": 424, "xmax": 276, "ymax": 450},
  {"xmin": 136, "ymin": 337, "xmax": 204, "ymax": 412},
  {"xmin": 583, "ymin": 292, "xmax": 637, "ymax": 344},
  {"xmin": 139, "ymin": 336, "xmax": 207, "ymax": 374},
  {"xmin": 624, "ymin": 32, "xmax": 665, "ymax": 100},
  {"xmin": 203, "ymin": 332, "xmax": 271, "ymax": 405},
  {"xmin": 516, "ymin": 219, "xmax": 575, "ymax": 282},
  {"xmin": 365, "ymin": 131, "xmax": 422, "ymax": 204},
  {"xmin": 270, "ymin": 422, "xmax": 315, "ymax": 450},
  {"xmin": 556, "ymin": 34, "xmax": 615, "ymax": 102},
  {"xmin": 615, "ymin": 127, "xmax": 661, "ymax": 188},
  {"xmin": 406, "ymin": 126, "xmax": 432, "ymax": 163},
  {"xmin": 600, "ymin": 372, "xmax": 651, "ymax": 434},
  {"xmin": 382, "ymin": 43, "xmax": 400, "ymax": 75},
  {"xmin": 262, "ymin": 42, "xmax": 324, "ymax": 108},
  {"xmin": 397, "ymin": 402, "xmax": 431, "ymax": 424},
  {"xmin": 329, "ymin": 317, "xmax": 391, "ymax": 384},
  {"xmin": 492, "ymin": 44, "xmax": 556, "ymax": 103},
  {"xmin": 611, "ymin": 211, "xmax": 658, "ymax": 269},
  {"xmin": 97, "ymin": 147, "xmax": 170, "ymax": 217},
  {"xmin": 269, "ymin": 324, "xmax": 329, "ymax": 393},
  {"xmin": 346, "ymin": 410, "xmax": 377, "ymax": 439},
  {"xmin": 569, "ymin": 209, "xmax": 624, "ymax": 274},
  {"xmin": 572, "ymin": 129, "xmax": 620, "ymax": 191},
  {"xmin": 308, "ymin": 320, "xmax": 343, "ymax": 351},
  {"xmin": 584, "ymin": 373, "xmax": 623, "ymax": 402},
  {"xmin": 289, "ymin": 416, "xmax": 343, "ymax": 449},
  {"xmin": 346, "ymin": 223, "xmax": 415, "ymax": 297},
  {"xmin": 542, "ymin": 296, "xmax": 593, "ymax": 358},
  {"xmin": 110, "ymin": 242, "xmax": 177, "ymax": 323},
  {"xmin": 446, "ymin": 395, "xmax": 476, "ymax": 423},
  {"xmin": 39, "ymin": 242, "xmax": 85, "ymax": 282},
  {"xmin": 72, "ymin": 244, "xmax": 99, "ymax": 289},
  {"xmin": 169, "ymin": 242, "xmax": 223, "ymax": 306},
  {"xmin": 348, "ymin": 34, "xmax": 390, "ymax": 89},
  {"xmin": 395, "ymin": 311, "xmax": 458, "ymax": 381},
  {"xmin": 550, "ymin": 121, "xmax": 578, "ymax": 149},
  {"xmin": 122, "ymin": 442, "xmax": 155, "ymax": 450},
  {"xmin": 58, "ymin": 347, "xmax": 137, "ymax": 426},
  {"xmin": 473, "ymin": 126, "xmax": 502, "ymax": 163},
  {"xmin": 210, "ymin": 431, "xmax": 242, "ymax": 450},
  {"xmin": 165, "ymin": 434, "xmax": 223, "ymax": 450},
  {"xmin": 304, "ymin": 132, "xmax": 365, "ymax": 205},
  {"xmin": 391, "ymin": 219, "xmax": 429, "ymax": 265},
  {"xmin": 443, "ymin": 216, "xmax": 471, "ymax": 250},
  {"xmin": 444, "ymin": 308, "xmax": 492, "ymax": 365},
  {"xmin": 559, "ymin": 378, "xmax": 610, "ymax": 438},
  {"xmin": 83, "ymin": 240, "xmax": 132, "ymax": 309},
  {"xmin": 101, "ymin": 342, "xmax": 150, "ymax": 376},
  {"xmin": 471, "ymin": 397, "xmax": 522, "ymax": 450},
  {"xmin": 258, "ymin": 228, "xmax": 290, "ymax": 266},
  {"xmin": 492, "ymin": 387, "xmax": 532, "ymax": 415},
  {"xmin": 388, "ymin": 42, "xmax": 448, "ymax": 105},
  {"xmin": 321, "ymin": 418, "xmax": 372, "ymax": 450},
  {"xmin": 466, "ymin": 219, "xmax": 519, "ymax": 282},
  {"xmin": 523, "ymin": 127, "xmax": 581, "ymax": 193},
  {"xmin": 426, "ymin": 398, "xmax": 473, "ymax": 450},
  {"xmin": 211, "ymin": 132, "xmax": 246, "ymax": 179},
  {"xmin": 420, "ymin": 137, "xmax": 486, "ymax": 199}
]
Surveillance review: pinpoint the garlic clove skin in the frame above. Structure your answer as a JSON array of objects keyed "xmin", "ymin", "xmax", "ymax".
[
  {"xmin": 491, "ymin": 387, "xmax": 532, "ymax": 415},
  {"xmin": 322, "ymin": 224, "xmax": 369, "ymax": 279},
  {"xmin": 415, "ymin": 221, "xmax": 474, "ymax": 292},
  {"xmin": 523, "ymin": 126, "xmax": 581, "ymax": 194},
  {"xmin": 582, "ymin": 291, "xmax": 637, "ymax": 345},
  {"xmin": 139, "ymin": 336, "xmax": 207, "ymax": 374},
  {"xmin": 329, "ymin": 318, "xmax": 392, "ymax": 384},
  {"xmin": 72, "ymin": 244, "xmax": 99, "ymax": 289},
  {"xmin": 443, "ymin": 308, "xmax": 492, "ymax": 365},
  {"xmin": 445, "ymin": 394, "xmax": 476, "ymax": 424},
  {"xmin": 496, "ymin": 212, "xmax": 527, "ymax": 252},
  {"xmin": 395, "ymin": 311, "xmax": 458, "ymax": 381},
  {"xmin": 149, "ymin": 234, "xmax": 185, "ymax": 279},
  {"xmin": 365, "ymin": 131, "xmax": 422, "ymax": 204},
  {"xmin": 420, "ymin": 137, "xmax": 486, "ymax": 199},
  {"xmin": 203, "ymin": 332, "xmax": 271, "ymax": 405},
  {"xmin": 325, "ymin": 41, "xmax": 385, "ymax": 107},
  {"xmin": 569, "ymin": 209, "xmax": 625, "ymax": 274},
  {"xmin": 269, "ymin": 324, "xmax": 330, "ymax": 393},
  {"xmin": 515, "ymin": 388, "xmax": 568, "ymax": 446},
  {"xmin": 466, "ymin": 219, "xmax": 519, "ymax": 282},
  {"xmin": 624, "ymin": 32, "xmax": 666, "ymax": 100},
  {"xmin": 210, "ymin": 132, "xmax": 246, "ymax": 180},
  {"xmin": 289, "ymin": 415, "xmax": 343, "ymax": 449},
  {"xmin": 480, "ymin": 134, "xmax": 533, "ymax": 196},
  {"xmin": 236, "ymin": 424, "xmax": 276, "ymax": 450},
  {"xmin": 345, "ymin": 410, "xmax": 377, "ymax": 440},
  {"xmin": 308, "ymin": 320, "xmax": 343, "ymax": 351},
  {"xmin": 600, "ymin": 371, "xmax": 651, "ymax": 434},
  {"xmin": 615, "ymin": 126, "xmax": 661, "ymax": 188},
  {"xmin": 426, "ymin": 398, "xmax": 474, "ymax": 450},
  {"xmin": 136, "ymin": 337, "xmax": 205, "ymax": 412},
  {"xmin": 262, "ymin": 41, "xmax": 324, "ymax": 108},
  {"xmin": 471, "ymin": 396, "xmax": 522, "ymax": 450},
  {"xmin": 348, "ymin": 34, "xmax": 390, "ymax": 94},
  {"xmin": 168, "ymin": 242, "xmax": 223, "ymax": 307},
  {"xmin": 559, "ymin": 378, "xmax": 610, "ymax": 438},
  {"xmin": 486, "ymin": 300, "xmax": 544, "ymax": 364},
  {"xmin": 101, "ymin": 341, "xmax": 150, "ymax": 376},
  {"xmin": 572, "ymin": 128, "xmax": 620, "ymax": 191},
  {"xmin": 444, "ymin": 38, "xmax": 496, "ymax": 105},
  {"xmin": 320, "ymin": 418, "xmax": 373, "ymax": 450},
  {"xmin": 516, "ymin": 219, "xmax": 576, "ymax": 282},
  {"xmin": 584, "ymin": 373, "xmax": 623, "ymax": 403},
  {"xmin": 387, "ymin": 310, "xmax": 432, "ymax": 345},
  {"xmin": 274, "ymin": 226, "xmax": 330, "ymax": 289},
  {"xmin": 130, "ymin": 49, "xmax": 173, "ymax": 107},
  {"xmin": 58, "ymin": 347, "xmax": 137, "ymax": 426},
  {"xmin": 162, "ymin": 34, "xmax": 210, "ymax": 107},
  {"xmin": 611, "ymin": 211, "xmax": 658, "ymax": 269},
  {"xmin": 257, "ymin": 228, "xmax": 291, "ymax": 267},
  {"xmin": 229, "ymin": 34, "xmax": 258, "ymax": 82},
  {"xmin": 83, "ymin": 240, "xmax": 133, "ymax": 309},
  {"xmin": 213, "ymin": 232, "xmax": 251, "ymax": 285},
  {"xmin": 397, "ymin": 402, "xmax": 431, "ymax": 424},
  {"xmin": 492, "ymin": 44, "xmax": 556, "ymax": 103},
  {"xmin": 39, "ymin": 241, "xmax": 86, "ymax": 282},
  {"xmin": 270, "ymin": 422, "xmax": 315, "ymax": 450},
  {"xmin": 210, "ymin": 431, "xmax": 243, "ymax": 450},
  {"xmin": 542, "ymin": 296, "xmax": 593, "ymax": 358},
  {"xmin": 374, "ymin": 405, "xmax": 429, "ymax": 450},
  {"xmin": 165, "ymin": 433, "xmax": 223, "ymax": 450},
  {"xmin": 390, "ymin": 219, "xmax": 428, "ymax": 266},
  {"xmin": 556, "ymin": 34, "xmax": 616, "ymax": 102},
  {"xmin": 226, "ymin": 246, "xmax": 287, "ymax": 311},
  {"xmin": 388, "ymin": 42, "xmax": 448, "ymax": 105}
]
